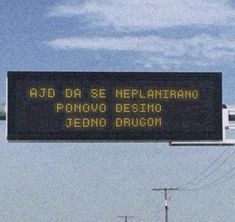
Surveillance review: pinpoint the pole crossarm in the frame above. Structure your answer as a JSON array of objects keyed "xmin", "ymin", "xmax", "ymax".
[
  {"xmin": 118, "ymin": 216, "xmax": 134, "ymax": 222},
  {"xmin": 152, "ymin": 188, "xmax": 179, "ymax": 191},
  {"xmin": 118, "ymin": 216, "xmax": 134, "ymax": 218}
]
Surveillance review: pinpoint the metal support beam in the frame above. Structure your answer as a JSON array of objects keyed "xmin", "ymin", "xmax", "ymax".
[{"xmin": 0, "ymin": 104, "xmax": 6, "ymax": 121}]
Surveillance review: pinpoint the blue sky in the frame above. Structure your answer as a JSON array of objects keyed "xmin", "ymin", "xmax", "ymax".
[{"xmin": 1, "ymin": 0, "xmax": 235, "ymax": 221}]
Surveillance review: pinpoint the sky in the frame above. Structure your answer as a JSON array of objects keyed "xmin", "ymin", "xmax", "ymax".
[{"xmin": 1, "ymin": 0, "xmax": 235, "ymax": 221}]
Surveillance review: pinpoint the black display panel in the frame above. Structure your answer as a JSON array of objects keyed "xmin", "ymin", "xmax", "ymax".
[{"xmin": 7, "ymin": 72, "xmax": 222, "ymax": 141}]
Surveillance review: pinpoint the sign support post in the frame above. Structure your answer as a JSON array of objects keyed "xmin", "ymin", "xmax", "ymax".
[{"xmin": 170, "ymin": 106, "xmax": 235, "ymax": 146}]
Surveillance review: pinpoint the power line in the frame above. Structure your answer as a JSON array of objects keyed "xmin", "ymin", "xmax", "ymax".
[
  {"xmin": 188, "ymin": 149, "xmax": 235, "ymax": 188},
  {"xmin": 181, "ymin": 148, "xmax": 235, "ymax": 189},
  {"xmin": 181, "ymin": 147, "xmax": 230, "ymax": 188},
  {"xmin": 183, "ymin": 164, "xmax": 235, "ymax": 191},
  {"xmin": 209, "ymin": 170, "xmax": 235, "ymax": 188}
]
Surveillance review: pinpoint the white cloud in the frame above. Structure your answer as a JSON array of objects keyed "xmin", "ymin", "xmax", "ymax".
[
  {"xmin": 46, "ymin": 0, "xmax": 235, "ymax": 68},
  {"xmin": 48, "ymin": 0, "xmax": 235, "ymax": 30},
  {"xmin": 46, "ymin": 34, "xmax": 235, "ymax": 68}
]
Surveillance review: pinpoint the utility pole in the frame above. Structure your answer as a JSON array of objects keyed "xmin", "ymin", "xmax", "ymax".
[
  {"xmin": 118, "ymin": 216, "xmax": 134, "ymax": 222},
  {"xmin": 152, "ymin": 187, "xmax": 179, "ymax": 222}
]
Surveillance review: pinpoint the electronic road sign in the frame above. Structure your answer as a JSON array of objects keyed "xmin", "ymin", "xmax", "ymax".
[{"xmin": 7, "ymin": 72, "xmax": 222, "ymax": 141}]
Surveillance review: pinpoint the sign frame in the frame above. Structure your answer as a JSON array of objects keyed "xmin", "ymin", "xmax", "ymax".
[{"xmin": 7, "ymin": 71, "xmax": 222, "ymax": 142}]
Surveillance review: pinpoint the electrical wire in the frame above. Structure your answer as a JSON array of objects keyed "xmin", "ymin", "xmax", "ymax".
[
  {"xmin": 183, "ymin": 164, "xmax": 235, "ymax": 191},
  {"xmin": 180, "ymin": 148, "xmax": 235, "ymax": 189},
  {"xmin": 180, "ymin": 147, "xmax": 230, "ymax": 188}
]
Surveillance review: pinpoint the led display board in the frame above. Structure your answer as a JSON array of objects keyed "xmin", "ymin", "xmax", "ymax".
[{"xmin": 7, "ymin": 72, "xmax": 222, "ymax": 141}]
